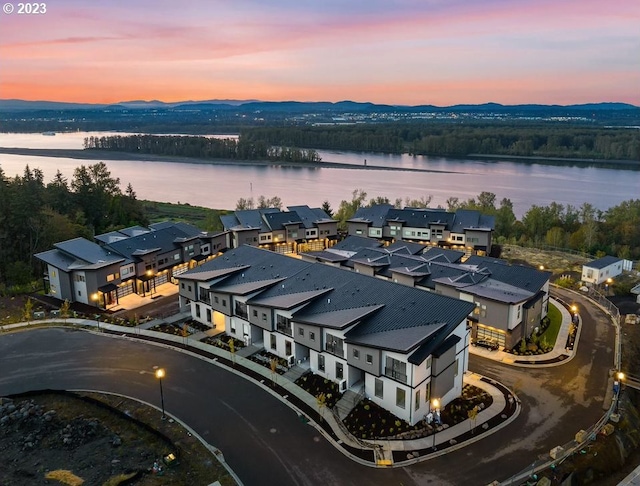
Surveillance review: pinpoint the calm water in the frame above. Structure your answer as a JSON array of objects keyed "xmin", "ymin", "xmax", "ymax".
[{"xmin": 0, "ymin": 132, "xmax": 638, "ymax": 218}]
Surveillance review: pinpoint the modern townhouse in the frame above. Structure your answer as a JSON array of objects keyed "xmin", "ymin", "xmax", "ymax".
[
  {"xmin": 35, "ymin": 238, "xmax": 126, "ymax": 307},
  {"xmin": 220, "ymin": 205, "xmax": 338, "ymax": 254},
  {"xmin": 35, "ymin": 221, "xmax": 229, "ymax": 309},
  {"xmin": 177, "ymin": 245, "xmax": 475, "ymax": 425},
  {"xmin": 302, "ymin": 243, "xmax": 550, "ymax": 351},
  {"xmin": 347, "ymin": 205, "xmax": 495, "ymax": 256}
]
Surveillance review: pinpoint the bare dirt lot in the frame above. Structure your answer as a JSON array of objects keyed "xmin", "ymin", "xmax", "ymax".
[{"xmin": 0, "ymin": 390, "xmax": 234, "ymax": 486}]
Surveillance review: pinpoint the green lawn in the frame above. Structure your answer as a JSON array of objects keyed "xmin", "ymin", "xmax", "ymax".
[
  {"xmin": 141, "ymin": 200, "xmax": 230, "ymax": 231},
  {"xmin": 540, "ymin": 302, "xmax": 563, "ymax": 346}
]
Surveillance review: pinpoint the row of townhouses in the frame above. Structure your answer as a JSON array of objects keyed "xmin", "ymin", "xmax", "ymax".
[
  {"xmin": 177, "ymin": 245, "xmax": 476, "ymax": 425},
  {"xmin": 347, "ymin": 206, "xmax": 495, "ymax": 256},
  {"xmin": 35, "ymin": 222, "xmax": 229, "ymax": 309},
  {"xmin": 221, "ymin": 205, "xmax": 338, "ymax": 254},
  {"xmin": 301, "ymin": 236, "xmax": 551, "ymax": 350}
]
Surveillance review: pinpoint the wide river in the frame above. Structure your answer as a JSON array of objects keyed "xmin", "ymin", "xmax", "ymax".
[{"xmin": 0, "ymin": 131, "xmax": 638, "ymax": 218}]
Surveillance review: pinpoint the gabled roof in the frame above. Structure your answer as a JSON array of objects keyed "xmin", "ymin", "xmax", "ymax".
[
  {"xmin": 451, "ymin": 209, "xmax": 495, "ymax": 233},
  {"xmin": 386, "ymin": 240, "xmax": 426, "ymax": 255},
  {"xmin": 348, "ymin": 204, "xmax": 393, "ymax": 225},
  {"xmin": 263, "ymin": 211, "xmax": 302, "ymax": 230},
  {"xmin": 248, "ymin": 288, "xmax": 332, "ymax": 310},
  {"xmin": 387, "ymin": 208, "xmax": 454, "ymax": 227},
  {"xmin": 287, "ymin": 205, "xmax": 334, "ymax": 228},
  {"xmin": 422, "ymin": 247, "xmax": 465, "ymax": 264},
  {"xmin": 463, "ymin": 255, "xmax": 551, "ymax": 293},
  {"xmin": 584, "ymin": 255, "xmax": 623, "ymax": 269},
  {"xmin": 179, "ymin": 266, "xmax": 250, "ymax": 282},
  {"xmin": 214, "ymin": 277, "xmax": 285, "ymax": 296},
  {"xmin": 331, "ymin": 235, "xmax": 383, "ymax": 252},
  {"xmin": 180, "ymin": 245, "xmax": 311, "ymax": 287},
  {"xmin": 105, "ymin": 226, "xmax": 192, "ymax": 261},
  {"xmin": 299, "ymin": 250, "xmax": 350, "ymax": 263},
  {"xmin": 36, "ymin": 238, "xmax": 125, "ymax": 271}
]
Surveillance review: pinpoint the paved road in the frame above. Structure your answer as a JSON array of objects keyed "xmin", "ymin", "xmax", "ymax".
[{"xmin": 0, "ymin": 291, "xmax": 615, "ymax": 485}]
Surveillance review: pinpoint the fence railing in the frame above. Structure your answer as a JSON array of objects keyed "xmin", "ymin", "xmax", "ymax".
[{"xmin": 498, "ymin": 285, "xmax": 622, "ymax": 485}]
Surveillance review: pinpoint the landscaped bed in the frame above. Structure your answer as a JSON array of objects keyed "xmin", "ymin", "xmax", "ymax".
[
  {"xmin": 149, "ymin": 323, "xmax": 192, "ymax": 336},
  {"xmin": 295, "ymin": 373, "xmax": 343, "ymax": 408},
  {"xmin": 344, "ymin": 384, "xmax": 492, "ymax": 440}
]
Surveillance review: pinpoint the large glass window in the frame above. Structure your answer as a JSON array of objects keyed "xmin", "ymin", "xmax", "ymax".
[
  {"xmin": 276, "ymin": 315, "xmax": 292, "ymax": 336},
  {"xmin": 336, "ymin": 362, "xmax": 343, "ymax": 380},
  {"xmin": 385, "ymin": 357, "xmax": 407, "ymax": 383},
  {"xmin": 396, "ymin": 388, "xmax": 406, "ymax": 409},
  {"xmin": 325, "ymin": 333, "xmax": 344, "ymax": 358}
]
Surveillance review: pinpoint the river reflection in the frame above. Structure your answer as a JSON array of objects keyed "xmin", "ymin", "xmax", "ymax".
[{"xmin": 0, "ymin": 131, "xmax": 637, "ymax": 217}]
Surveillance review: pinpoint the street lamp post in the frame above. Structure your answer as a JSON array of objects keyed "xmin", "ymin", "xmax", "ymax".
[
  {"xmin": 155, "ymin": 368, "xmax": 166, "ymax": 420},
  {"xmin": 615, "ymin": 371, "xmax": 625, "ymax": 414},
  {"xmin": 431, "ymin": 398, "xmax": 440, "ymax": 451}
]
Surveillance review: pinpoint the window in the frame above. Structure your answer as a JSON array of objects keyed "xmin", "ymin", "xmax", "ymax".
[
  {"xmin": 396, "ymin": 388, "xmax": 406, "ymax": 409},
  {"xmin": 366, "ymin": 354, "xmax": 373, "ymax": 365},
  {"xmin": 298, "ymin": 327, "xmax": 304, "ymax": 337},
  {"xmin": 353, "ymin": 349, "xmax": 360, "ymax": 360},
  {"xmin": 325, "ymin": 333, "xmax": 344, "ymax": 357},
  {"xmin": 234, "ymin": 301, "xmax": 248, "ymax": 319},
  {"xmin": 355, "ymin": 229, "xmax": 363, "ymax": 235},
  {"xmin": 262, "ymin": 313, "xmax": 267, "ymax": 321},
  {"xmin": 188, "ymin": 285, "xmax": 192, "ymax": 292},
  {"xmin": 231, "ymin": 321, "xmax": 236, "ymax": 333},
  {"xmin": 425, "ymin": 356, "xmax": 432, "ymax": 370},
  {"xmin": 174, "ymin": 253, "xmax": 180, "ymax": 261},
  {"xmin": 206, "ymin": 309, "xmax": 211, "ymax": 323},
  {"xmin": 336, "ymin": 362, "xmax": 343, "ymax": 380},
  {"xmin": 309, "ymin": 332, "xmax": 316, "ymax": 341},
  {"xmin": 276, "ymin": 315, "xmax": 292, "ymax": 336},
  {"xmin": 181, "ymin": 283, "xmax": 185, "ymax": 289},
  {"xmin": 426, "ymin": 381, "xmax": 431, "ymax": 403},
  {"xmin": 385, "ymin": 357, "xmax": 407, "ymax": 383},
  {"xmin": 415, "ymin": 389, "xmax": 421, "ymax": 411},
  {"xmin": 454, "ymin": 358, "xmax": 459, "ymax": 377},
  {"xmin": 270, "ymin": 334, "xmax": 277, "ymax": 350},
  {"xmin": 253, "ymin": 309, "xmax": 258, "ymax": 317},
  {"xmin": 195, "ymin": 304, "xmax": 201, "ymax": 318},
  {"xmin": 374, "ymin": 378, "xmax": 383, "ymax": 399},
  {"xmin": 106, "ymin": 272, "xmax": 119, "ymax": 282},
  {"xmin": 214, "ymin": 296, "xmax": 219, "ymax": 304},
  {"xmin": 318, "ymin": 354, "xmax": 325, "ymax": 372}
]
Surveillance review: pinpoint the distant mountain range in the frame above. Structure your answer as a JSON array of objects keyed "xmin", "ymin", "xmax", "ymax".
[{"xmin": 0, "ymin": 98, "xmax": 637, "ymax": 113}]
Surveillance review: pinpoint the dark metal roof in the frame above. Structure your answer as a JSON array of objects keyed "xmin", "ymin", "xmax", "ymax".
[
  {"xmin": 386, "ymin": 241, "xmax": 426, "ymax": 255},
  {"xmin": 50, "ymin": 238, "xmax": 124, "ymax": 269},
  {"xmin": 584, "ymin": 255, "xmax": 623, "ymax": 269},
  {"xmin": 387, "ymin": 208, "xmax": 454, "ymax": 227},
  {"xmin": 263, "ymin": 211, "xmax": 302, "ymax": 230},
  {"xmin": 463, "ymin": 255, "xmax": 551, "ymax": 293},
  {"xmin": 105, "ymin": 226, "xmax": 191, "ymax": 261},
  {"xmin": 331, "ymin": 236, "xmax": 383, "ymax": 252},
  {"xmin": 451, "ymin": 209, "xmax": 495, "ymax": 233},
  {"xmin": 287, "ymin": 205, "xmax": 334, "ymax": 228},
  {"xmin": 348, "ymin": 204, "xmax": 394, "ymax": 225}
]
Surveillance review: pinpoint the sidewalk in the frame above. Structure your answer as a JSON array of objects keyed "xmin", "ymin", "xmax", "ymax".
[
  {"xmin": 469, "ymin": 297, "xmax": 577, "ymax": 367},
  {"xmin": 0, "ymin": 317, "xmax": 520, "ymax": 468}
]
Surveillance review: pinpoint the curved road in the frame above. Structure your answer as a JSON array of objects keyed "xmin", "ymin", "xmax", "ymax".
[{"xmin": 0, "ymin": 291, "xmax": 615, "ymax": 485}]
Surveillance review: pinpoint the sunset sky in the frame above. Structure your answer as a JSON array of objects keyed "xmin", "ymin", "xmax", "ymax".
[{"xmin": 1, "ymin": 0, "xmax": 638, "ymax": 106}]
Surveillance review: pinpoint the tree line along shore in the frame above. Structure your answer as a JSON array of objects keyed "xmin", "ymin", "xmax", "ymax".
[
  {"xmin": 1, "ymin": 159, "xmax": 639, "ymax": 295},
  {"xmin": 79, "ymin": 128, "xmax": 639, "ymax": 163}
]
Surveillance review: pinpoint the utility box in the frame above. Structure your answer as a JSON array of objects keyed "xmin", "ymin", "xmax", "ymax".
[
  {"xmin": 550, "ymin": 446, "xmax": 564, "ymax": 460},
  {"xmin": 575, "ymin": 430, "xmax": 589, "ymax": 443}
]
